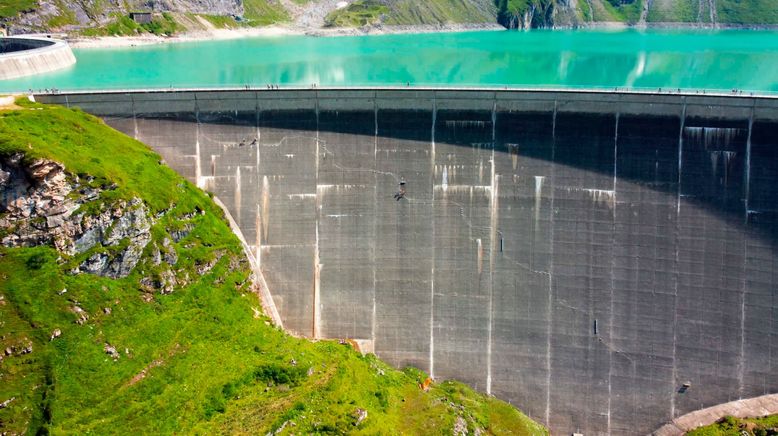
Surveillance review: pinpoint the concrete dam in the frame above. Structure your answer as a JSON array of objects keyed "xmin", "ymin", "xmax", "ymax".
[
  {"xmin": 39, "ymin": 89, "xmax": 778, "ymax": 435},
  {"xmin": 0, "ymin": 37, "xmax": 76, "ymax": 80}
]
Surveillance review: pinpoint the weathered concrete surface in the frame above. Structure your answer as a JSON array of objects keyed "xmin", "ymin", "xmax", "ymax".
[
  {"xmin": 654, "ymin": 394, "xmax": 778, "ymax": 435},
  {"xmin": 38, "ymin": 89, "xmax": 778, "ymax": 435},
  {"xmin": 210, "ymin": 195, "xmax": 284, "ymax": 328},
  {"xmin": 0, "ymin": 37, "xmax": 75, "ymax": 80}
]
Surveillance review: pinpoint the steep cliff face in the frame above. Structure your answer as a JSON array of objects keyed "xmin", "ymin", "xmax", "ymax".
[
  {"xmin": 495, "ymin": 0, "xmax": 643, "ymax": 28},
  {"xmin": 495, "ymin": 0, "xmax": 778, "ymax": 28}
]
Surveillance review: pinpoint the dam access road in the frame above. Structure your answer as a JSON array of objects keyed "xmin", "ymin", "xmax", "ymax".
[{"xmin": 38, "ymin": 88, "xmax": 778, "ymax": 435}]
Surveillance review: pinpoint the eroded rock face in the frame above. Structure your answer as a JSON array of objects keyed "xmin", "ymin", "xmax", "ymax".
[
  {"xmin": 0, "ymin": 153, "xmax": 79, "ymax": 251},
  {"xmin": 0, "ymin": 153, "xmax": 153, "ymax": 279},
  {"xmin": 72, "ymin": 198, "xmax": 152, "ymax": 278},
  {"xmin": 9, "ymin": 0, "xmax": 243, "ymax": 33}
]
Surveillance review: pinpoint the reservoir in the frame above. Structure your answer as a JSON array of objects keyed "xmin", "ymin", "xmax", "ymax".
[{"xmin": 2, "ymin": 29, "xmax": 778, "ymax": 92}]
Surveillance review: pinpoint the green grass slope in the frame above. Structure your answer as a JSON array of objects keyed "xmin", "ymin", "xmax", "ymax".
[
  {"xmin": 716, "ymin": 0, "xmax": 778, "ymax": 24},
  {"xmin": 242, "ymin": 0, "xmax": 289, "ymax": 26},
  {"xmin": 0, "ymin": 0, "xmax": 36, "ymax": 21},
  {"xmin": 0, "ymin": 100, "xmax": 546, "ymax": 436},
  {"xmin": 326, "ymin": 0, "xmax": 496, "ymax": 27},
  {"xmin": 646, "ymin": 0, "xmax": 703, "ymax": 22},
  {"xmin": 325, "ymin": 1, "xmax": 389, "ymax": 27},
  {"xmin": 687, "ymin": 415, "xmax": 778, "ymax": 436},
  {"xmin": 384, "ymin": 0, "xmax": 496, "ymax": 25},
  {"xmin": 80, "ymin": 12, "xmax": 182, "ymax": 37}
]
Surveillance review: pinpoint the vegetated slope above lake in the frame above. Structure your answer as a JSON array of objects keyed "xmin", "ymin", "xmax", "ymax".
[
  {"xmin": 0, "ymin": 98, "xmax": 547, "ymax": 435},
  {"xmin": 1, "ymin": 0, "xmax": 775, "ymax": 36},
  {"xmin": 686, "ymin": 414, "xmax": 778, "ymax": 436}
]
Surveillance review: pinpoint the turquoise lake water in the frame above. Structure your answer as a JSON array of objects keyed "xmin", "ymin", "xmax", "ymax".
[{"xmin": 1, "ymin": 29, "xmax": 777, "ymax": 92}]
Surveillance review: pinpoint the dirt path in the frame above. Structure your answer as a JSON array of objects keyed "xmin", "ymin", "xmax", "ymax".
[
  {"xmin": 194, "ymin": 15, "xmax": 217, "ymax": 31},
  {"xmin": 0, "ymin": 96, "xmax": 22, "ymax": 110}
]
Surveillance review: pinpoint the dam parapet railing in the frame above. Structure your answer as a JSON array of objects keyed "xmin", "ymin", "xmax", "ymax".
[
  {"xmin": 35, "ymin": 86, "xmax": 778, "ymax": 122},
  {"xmin": 32, "ymin": 85, "xmax": 778, "ymax": 98}
]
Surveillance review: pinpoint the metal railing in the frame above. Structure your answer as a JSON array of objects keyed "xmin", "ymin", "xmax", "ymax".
[{"xmin": 25, "ymin": 83, "xmax": 778, "ymax": 99}]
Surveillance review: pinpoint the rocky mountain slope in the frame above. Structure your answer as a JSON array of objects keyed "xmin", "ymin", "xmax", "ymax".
[
  {"xmin": 1, "ymin": 0, "xmax": 285, "ymax": 34},
  {"xmin": 1, "ymin": 0, "xmax": 775, "ymax": 34},
  {"xmin": 495, "ymin": 0, "xmax": 778, "ymax": 28},
  {"xmin": 0, "ymin": 98, "xmax": 547, "ymax": 435}
]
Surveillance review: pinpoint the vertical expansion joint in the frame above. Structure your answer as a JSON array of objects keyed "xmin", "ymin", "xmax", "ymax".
[
  {"xmin": 428, "ymin": 93, "xmax": 437, "ymax": 380},
  {"xmin": 313, "ymin": 98, "xmax": 321, "ymax": 340},
  {"xmin": 670, "ymin": 96, "xmax": 687, "ymax": 420},
  {"xmin": 371, "ymin": 94, "xmax": 378, "ymax": 350},
  {"xmin": 131, "ymin": 95, "xmax": 139, "ymax": 140},
  {"xmin": 545, "ymin": 103, "xmax": 557, "ymax": 424},
  {"xmin": 738, "ymin": 104, "xmax": 753, "ymax": 394},
  {"xmin": 486, "ymin": 149, "xmax": 499, "ymax": 396},
  {"xmin": 613, "ymin": 111, "xmax": 620, "ymax": 216},
  {"xmin": 607, "ymin": 109, "xmax": 620, "ymax": 435},
  {"xmin": 431, "ymin": 96, "xmax": 437, "ymax": 146},
  {"xmin": 744, "ymin": 102, "xmax": 754, "ymax": 221},
  {"xmin": 677, "ymin": 99, "xmax": 686, "ymax": 191},
  {"xmin": 491, "ymin": 96, "xmax": 497, "ymax": 144},
  {"xmin": 315, "ymin": 97, "xmax": 319, "ymax": 128},
  {"xmin": 552, "ymin": 100, "xmax": 558, "ymax": 142}
]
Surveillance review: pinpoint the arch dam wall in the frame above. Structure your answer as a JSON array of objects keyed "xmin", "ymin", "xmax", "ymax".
[
  {"xmin": 0, "ymin": 37, "xmax": 75, "ymax": 80},
  {"xmin": 38, "ymin": 89, "xmax": 778, "ymax": 435}
]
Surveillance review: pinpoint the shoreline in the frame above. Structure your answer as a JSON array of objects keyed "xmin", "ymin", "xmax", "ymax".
[
  {"xmin": 29, "ymin": 20, "xmax": 778, "ymax": 49},
  {"xmin": 66, "ymin": 23, "xmax": 505, "ymax": 49}
]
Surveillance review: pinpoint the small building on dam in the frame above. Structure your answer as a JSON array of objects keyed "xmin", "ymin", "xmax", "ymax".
[{"xmin": 39, "ymin": 88, "xmax": 778, "ymax": 435}]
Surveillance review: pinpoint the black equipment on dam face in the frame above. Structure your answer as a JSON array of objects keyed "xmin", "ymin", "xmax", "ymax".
[{"xmin": 38, "ymin": 88, "xmax": 778, "ymax": 435}]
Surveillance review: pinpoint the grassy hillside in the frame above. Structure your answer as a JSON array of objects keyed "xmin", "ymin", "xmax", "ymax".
[
  {"xmin": 383, "ymin": 0, "xmax": 496, "ymax": 25},
  {"xmin": 326, "ymin": 0, "xmax": 496, "ymax": 27},
  {"xmin": 325, "ymin": 0, "xmax": 389, "ymax": 27},
  {"xmin": 687, "ymin": 415, "xmax": 778, "ymax": 436},
  {"xmin": 242, "ymin": 0, "xmax": 289, "ymax": 25},
  {"xmin": 646, "ymin": 0, "xmax": 703, "ymax": 22},
  {"xmin": 0, "ymin": 99, "xmax": 547, "ymax": 435},
  {"xmin": 0, "ymin": 0, "xmax": 36, "ymax": 20},
  {"xmin": 80, "ymin": 12, "xmax": 182, "ymax": 37},
  {"xmin": 716, "ymin": 0, "xmax": 778, "ymax": 24}
]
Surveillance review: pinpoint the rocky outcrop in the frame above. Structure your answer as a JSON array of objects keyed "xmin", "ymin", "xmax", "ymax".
[
  {"xmin": 72, "ymin": 198, "xmax": 152, "ymax": 278},
  {"xmin": 0, "ymin": 153, "xmax": 153, "ymax": 279},
  {"xmin": 6, "ymin": 0, "xmax": 243, "ymax": 33},
  {"xmin": 496, "ymin": 0, "xmax": 577, "ymax": 29}
]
